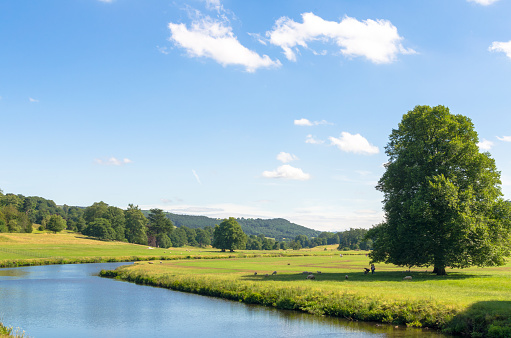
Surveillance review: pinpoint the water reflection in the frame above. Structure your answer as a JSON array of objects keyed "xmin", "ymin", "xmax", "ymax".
[{"xmin": 0, "ymin": 263, "xmax": 446, "ymax": 337}]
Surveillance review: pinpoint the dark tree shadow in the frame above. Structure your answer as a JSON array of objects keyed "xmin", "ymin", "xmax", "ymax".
[
  {"xmin": 445, "ymin": 301, "xmax": 511, "ymax": 336},
  {"xmin": 241, "ymin": 270, "xmax": 487, "ymax": 282}
]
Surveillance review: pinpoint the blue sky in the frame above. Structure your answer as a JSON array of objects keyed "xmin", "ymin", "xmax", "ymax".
[{"xmin": 1, "ymin": 0, "xmax": 511, "ymax": 232}]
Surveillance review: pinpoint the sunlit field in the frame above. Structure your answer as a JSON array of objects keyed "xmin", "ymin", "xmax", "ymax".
[{"xmin": 2, "ymin": 232, "xmax": 511, "ymax": 335}]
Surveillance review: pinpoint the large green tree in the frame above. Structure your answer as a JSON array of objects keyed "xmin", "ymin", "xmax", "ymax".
[
  {"xmin": 212, "ymin": 217, "xmax": 247, "ymax": 252},
  {"xmin": 367, "ymin": 105, "xmax": 511, "ymax": 275}
]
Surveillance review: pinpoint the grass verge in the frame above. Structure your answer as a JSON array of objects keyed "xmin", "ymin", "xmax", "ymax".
[{"xmin": 100, "ymin": 256, "xmax": 511, "ymax": 337}]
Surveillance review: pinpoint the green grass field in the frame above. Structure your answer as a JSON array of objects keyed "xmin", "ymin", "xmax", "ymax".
[{"xmin": 1, "ymin": 231, "xmax": 511, "ymax": 336}]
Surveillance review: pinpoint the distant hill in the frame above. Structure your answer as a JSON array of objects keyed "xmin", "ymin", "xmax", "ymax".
[{"xmin": 143, "ymin": 211, "xmax": 320, "ymax": 241}]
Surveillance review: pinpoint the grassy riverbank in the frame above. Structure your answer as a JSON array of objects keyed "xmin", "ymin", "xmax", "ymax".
[
  {"xmin": 0, "ymin": 322, "xmax": 25, "ymax": 338},
  {"xmin": 101, "ymin": 255, "xmax": 511, "ymax": 337},
  {"xmin": 2, "ymin": 232, "xmax": 511, "ymax": 336}
]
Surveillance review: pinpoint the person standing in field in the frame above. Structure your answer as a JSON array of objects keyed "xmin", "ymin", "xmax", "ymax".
[{"xmin": 371, "ymin": 264, "xmax": 375, "ymax": 274}]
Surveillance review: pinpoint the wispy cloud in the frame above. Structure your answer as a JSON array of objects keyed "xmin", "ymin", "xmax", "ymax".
[
  {"xmin": 168, "ymin": 14, "xmax": 281, "ymax": 72},
  {"xmin": 478, "ymin": 139, "xmax": 494, "ymax": 150},
  {"xmin": 489, "ymin": 40, "xmax": 511, "ymax": 59},
  {"xmin": 497, "ymin": 136, "xmax": 511, "ymax": 142},
  {"xmin": 262, "ymin": 164, "xmax": 311, "ymax": 181},
  {"xmin": 267, "ymin": 12, "xmax": 415, "ymax": 64},
  {"xmin": 29, "ymin": 97, "xmax": 39, "ymax": 102},
  {"xmin": 276, "ymin": 152, "xmax": 298, "ymax": 163},
  {"xmin": 157, "ymin": 46, "xmax": 169, "ymax": 54},
  {"xmin": 305, "ymin": 134, "xmax": 325, "ymax": 144},
  {"xmin": 192, "ymin": 169, "xmax": 202, "ymax": 184},
  {"xmin": 204, "ymin": 0, "xmax": 223, "ymax": 13},
  {"xmin": 468, "ymin": 0, "xmax": 500, "ymax": 5},
  {"xmin": 329, "ymin": 132, "xmax": 379, "ymax": 155},
  {"xmin": 294, "ymin": 118, "xmax": 331, "ymax": 126},
  {"xmin": 94, "ymin": 157, "xmax": 132, "ymax": 166}
]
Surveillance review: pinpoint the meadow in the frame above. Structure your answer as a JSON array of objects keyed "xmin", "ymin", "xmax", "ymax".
[{"xmin": 1, "ymin": 231, "xmax": 511, "ymax": 336}]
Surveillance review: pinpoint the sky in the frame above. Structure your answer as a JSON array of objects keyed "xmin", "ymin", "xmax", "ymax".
[{"xmin": 1, "ymin": 0, "xmax": 511, "ymax": 232}]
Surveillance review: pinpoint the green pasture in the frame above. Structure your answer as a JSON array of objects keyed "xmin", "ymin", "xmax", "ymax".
[
  {"xmin": 2, "ymin": 231, "xmax": 511, "ymax": 335},
  {"xmin": 0, "ymin": 232, "xmax": 338, "ymax": 267},
  {"xmin": 122, "ymin": 254, "xmax": 511, "ymax": 308},
  {"xmin": 108, "ymin": 252, "xmax": 511, "ymax": 335}
]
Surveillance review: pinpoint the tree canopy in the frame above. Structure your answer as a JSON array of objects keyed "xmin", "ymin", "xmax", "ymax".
[
  {"xmin": 213, "ymin": 217, "xmax": 247, "ymax": 252},
  {"xmin": 46, "ymin": 214, "xmax": 67, "ymax": 233},
  {"xmin": 367, "ymin": 105, "xmax": 511, "ymax": 275}
]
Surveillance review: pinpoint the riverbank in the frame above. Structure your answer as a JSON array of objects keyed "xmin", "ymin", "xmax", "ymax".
[
  {"xmin": 101, "ymin": 256, "xmax": 511, "ymax": 337},
  {"xmin": 0, "ymin": 322, "xmax": 25, "ymax": 338},
  {"xmin": 2, "ymin": 232, "xmax": 511, "ymax": 336}
]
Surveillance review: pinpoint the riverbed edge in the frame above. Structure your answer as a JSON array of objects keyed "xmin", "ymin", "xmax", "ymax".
[{"xmin": 99, "ymin": 268, "xmax": 507, "ymax": 336}]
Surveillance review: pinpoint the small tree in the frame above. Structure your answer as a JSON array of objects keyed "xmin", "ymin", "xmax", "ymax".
[
  {"xmin": 147, "ymin": 209, "xmax": 174, "ymax": 247},
  {"xmin": 212, "ymin": 217, "xmax": 247, "ymax": 252},
  {"xmin": 124, "ymin": 204, "xmax": 148, "ymax": 245},
  {"xmin": 83, "ymin": 218, "xmax": 116, "ymax": 241},
  {"xmin": 195, "ymin": 228, "xmax": 211, "ymax": 247},
  {"xmin": 46, "ymin": 215, "xmax": 67, "ymax": 233}
]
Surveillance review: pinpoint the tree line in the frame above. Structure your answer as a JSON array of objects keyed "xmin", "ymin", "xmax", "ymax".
[{"xmin": 0, "ymin": 189, "xmax": 371, "ymax": 251}]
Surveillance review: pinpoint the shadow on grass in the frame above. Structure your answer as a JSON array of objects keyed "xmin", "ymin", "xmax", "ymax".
[
  {"xmin": 444, "ymin": 300, "xmax": 511, "ymax": 336},
  {"xmin": 241, "ymin": 270, "xmax": 488, "ymax": 282}
]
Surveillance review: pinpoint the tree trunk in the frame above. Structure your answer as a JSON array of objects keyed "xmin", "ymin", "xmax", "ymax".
[{"xmin": 433, "ymin": 265, "xmax": 446, "ymax": 275}]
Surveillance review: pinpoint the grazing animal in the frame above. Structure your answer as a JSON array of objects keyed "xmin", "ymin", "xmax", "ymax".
[
  {"xmin": 317, "ymin": 271, "xmax": 322, "ymax": 274},
  {"xmin": 265, "ymin": 274, "xmax": 269, "ymax": 277},
  {"xmin": 159, "ymin": 261, "xmax": 162, "ymax": 264},
  {"xmin": 302, "ymin": 271, "xmax": 308, "ymax": 274},
  {"xmin": 364, "ymin": 268, "xmax": 370, "ymax": 274},
  {"xmin": 272, "ymin": 271, "xmax": 277, "ymax": 275},
  {"xmin": 306, "ymin": 274, "xmax": 315, "ymax": 280},
  {"xmin": 254, "ymin": 272, "xmax": 257, "ymax": 275},
  {"xmin": 148, "ymin": 261, "xmax": 154, "ymax": 264},
  {"xmin": 404, "ymin": 276, "xmax": 412, "ymax": 280},
  {"xmin": 345, "ymin": 275, "xmax": 349, "ymax": 280}
]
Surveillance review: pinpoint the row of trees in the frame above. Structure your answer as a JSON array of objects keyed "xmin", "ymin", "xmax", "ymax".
[{"xmin": 0, "ymin": 189, "xmax": 371, "ymax": 251}]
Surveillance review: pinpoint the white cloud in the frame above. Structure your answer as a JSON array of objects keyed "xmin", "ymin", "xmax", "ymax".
[
  {"xmin": 276, "ymin": 152, "xmax": 298, "ymax": 163},
  {"xmin": 267, "ymin": 12, "xmax": 415, "ymax": 63},
  {"xmin": 305, "ymin": 134, "xmax": 325, "ymax": 145},
  {"xmin": 477, "ymin": 139, "xmax": 494, "ymax": 150},
  {"xmin": 204, "ymin": 0, "xmax": 227, "ymax": 14},
  {"xmin": 168, "ymin": 17, "xmax": 281, "ymax": 72},
  {"xmin": 329, "ymin": 132, "xmax": 379, "ymax": 155},
  {"xmin": 192, "ymin": 169, "xmax": 202, "ymax": 184},
  {"xmin": 497, "ymin": 136, "xmax": 511, "ymax": 142},
  {"xmin": 468, "ymin": 0, "xmax": 500, "ymax": 5},
  {"xmin": 262, "ymin": 164, "xmax": 311, "ymax": 181},
  {"xmin": 94, "ymin": 157, "xmax": 132, "ymax": 166},
  {"xmin": 29, "ymin": 97, "xmax": 39, "ymax": 102},
  {"xmin": 294, "ymin": 118, "xmax": 313, "ymax": 126},
  {"xmin": 294, "ymin": 118, "xmax": 331, "ymax": 126},
  {"xmin": 489, "ymin": 40, "xmax": 511, "ymax": 59}
]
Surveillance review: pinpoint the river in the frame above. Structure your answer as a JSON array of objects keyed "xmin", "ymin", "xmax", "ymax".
[{"xmin": 0, "ymin": 263, "xmax": 445, "ymax": 337}]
